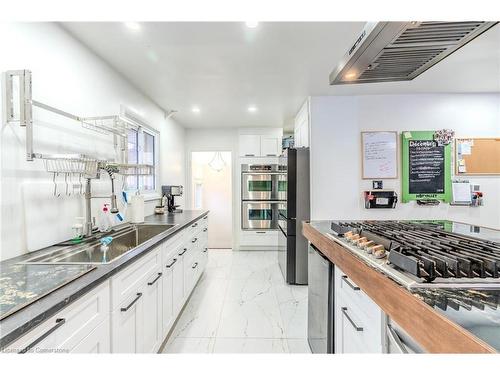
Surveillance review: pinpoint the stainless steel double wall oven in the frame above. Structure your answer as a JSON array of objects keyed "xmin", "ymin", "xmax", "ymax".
[{"xmin": 241, "ymin": 164, "xmax": 286, "ymax": 230}]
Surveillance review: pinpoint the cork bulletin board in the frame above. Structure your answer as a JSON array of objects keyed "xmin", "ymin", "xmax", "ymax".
[{"xmin": 455, "ymin": 138, "xmax": 500, "ymax": 175}]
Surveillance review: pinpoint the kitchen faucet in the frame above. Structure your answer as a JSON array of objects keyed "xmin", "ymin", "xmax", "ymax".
[{"xmin": 83, "ymin": 163, "xmax": 120, "ymax": 237}]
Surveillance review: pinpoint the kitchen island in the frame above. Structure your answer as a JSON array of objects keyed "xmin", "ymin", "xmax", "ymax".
[
  {"xmin": 0, "ymin": 210, "xmax": 209, "ymax": 351},
  {"xmin": 303, "ymin": 220, "xmax": 500, "ymax": 353}
]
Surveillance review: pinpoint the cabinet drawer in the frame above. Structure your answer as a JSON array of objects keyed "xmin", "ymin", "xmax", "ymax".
[
  {"xmin": 70, "ymin": 318, "xmax": 110, "ymax": 353},
  {"xmin": 161, "ymin": 232, "xmax": 184, "ymax": 265},
  {"xmin": 239, "ymin": 230, "xmax": 278, "ymax": 247},
  {"xmin": 185, "ymin": 219, "xmax": 203, "ymax": 240},
  {"xmin": 111, "ymin": 246, "xmax": 161, "ymax": 309},
  {"xmin": 340, "ymin": 304, "xmax": 382, "ymax": 353},
  {"xmin": 6, "ymin": 281, "xmax": 110, "ymax": 353},
  {"xmin": 161, "ymin": 231, "xmax": 184, "ymax": 261},
  {"xmin": 336, "ymin": 269, "xmax": 380, "ymax": 322}
]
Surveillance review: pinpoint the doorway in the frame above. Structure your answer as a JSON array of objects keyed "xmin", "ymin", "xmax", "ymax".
[{"xmin": 190, "ymin": 151, "xmax": 232, "ymax": 249}]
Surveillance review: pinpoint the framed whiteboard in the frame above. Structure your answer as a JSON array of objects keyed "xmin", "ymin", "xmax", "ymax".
[{"xmin": 361, "ymin": 131, "xmax": 398, "ymax": 179}]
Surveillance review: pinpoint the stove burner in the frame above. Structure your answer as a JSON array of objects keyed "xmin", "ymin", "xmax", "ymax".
[{"xmin": 335, "ymin": 221, "xmax": 500, "ymax": 283}]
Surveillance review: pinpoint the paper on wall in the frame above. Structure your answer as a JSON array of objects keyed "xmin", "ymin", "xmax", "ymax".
[
  {"xmin": 452, "ymin": 181, "xmax": 472, "ymax": 204},
  {"xmin": 458, "ymin": 165, "xmax": 467, "ymax": 173},
  {"xmin": 459, "ymin": 142, "xmax": 472, "ymax": 155}
]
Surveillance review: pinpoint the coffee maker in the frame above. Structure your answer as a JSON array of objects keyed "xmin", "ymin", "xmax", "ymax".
[{"xmin": 161, "ymin": 185, "xmax": 183, "ymax": 213}]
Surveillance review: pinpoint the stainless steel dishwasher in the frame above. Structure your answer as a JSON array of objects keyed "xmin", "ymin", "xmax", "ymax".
[{"xmin": 307, "ymin": 244, "xmax": 335, "ymax": 353}]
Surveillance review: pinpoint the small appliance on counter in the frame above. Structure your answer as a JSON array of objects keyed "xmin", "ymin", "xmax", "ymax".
[{"xmin": 162, "ymin": 185, "xmax": 183, "ymax": 213}]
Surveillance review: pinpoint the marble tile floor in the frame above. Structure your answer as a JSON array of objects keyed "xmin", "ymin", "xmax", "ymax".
[{"xmin": 162, "ymin": 249, "xmax": 311, "ymax": 354}]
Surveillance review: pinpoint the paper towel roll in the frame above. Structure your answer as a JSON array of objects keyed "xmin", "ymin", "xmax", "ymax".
[{"xmin": 130, "ymin": 194, "xmax": 145, "ymax": 223}]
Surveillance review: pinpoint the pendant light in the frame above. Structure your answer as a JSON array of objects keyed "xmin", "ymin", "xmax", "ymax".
[{"xmin": 209, "ymin": 151, "xmax": 226, "ymax": 172}]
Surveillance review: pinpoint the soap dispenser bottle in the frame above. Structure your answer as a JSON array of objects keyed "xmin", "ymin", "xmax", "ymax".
[{"xmin": 98, "ymin": 204, "xmax": 112, "ymax": 232}]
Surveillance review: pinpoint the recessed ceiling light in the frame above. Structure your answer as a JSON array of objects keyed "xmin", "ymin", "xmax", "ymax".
[
  {"xmin": 245, "ymin": 21, "xmax": 259, "ymax": 28},
  {"xmin": 247, "ymin": 106, "xmax": 258, "ymax": 113},
  {"xmin": 124, "ymin": 22, "xmax": 141, "ymax": 31},
  {"xmin": 191, "ymin": 106, "xmax": 201, "ymax": 113}
]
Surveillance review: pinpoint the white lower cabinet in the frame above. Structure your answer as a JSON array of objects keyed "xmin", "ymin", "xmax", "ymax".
[
  {"xmin": 162, "ymin": 255, "xmax": 176, "ymax": 336},
  {"xmin": 111, "ymin": 290, "xmax": 144, "ymax": 353},
  {"xmin": 173, "ymin": 246, "xmax": 186, "ymax": 312},
  {"xmin": 110, "ymin": 214, "xmax": 208, "ymax": 353},
  {"xmin": 70, "ymin": 318, "xmax": 110, "ymax": 353},
  {"xmin": 4, "ymin": 280, "xmax": 111, "ymax": 354},
  {"xmin": 142, "ymin": 268, "xmax": 163, "ymax": 353},
  {"xmin": 335, "ymin": 267, "xmax": 384, "ymax": 353}
]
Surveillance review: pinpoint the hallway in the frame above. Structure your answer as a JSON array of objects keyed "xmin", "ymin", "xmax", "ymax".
[{"xmin": 162, "ymin": 250, "xmax": 310, "ymax": 353}]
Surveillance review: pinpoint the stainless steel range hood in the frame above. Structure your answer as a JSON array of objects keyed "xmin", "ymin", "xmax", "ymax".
[{"xmin": 330, "ymin": 21, "xmax": 498, "ymax": 85}]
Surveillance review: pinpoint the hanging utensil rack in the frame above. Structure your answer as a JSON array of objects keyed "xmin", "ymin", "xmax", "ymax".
[
  {"xmin": 40, "ymin": 153, "xmax": 100, "ymax": 178},
  {"xmin": 3, "ymin": 69, "xmax": 155, "ymax": 200}
]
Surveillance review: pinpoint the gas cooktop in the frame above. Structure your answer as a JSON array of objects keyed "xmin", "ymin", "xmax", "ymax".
[{"xmin": 328, "ymin": 220, "xmax": 500, "ymax": 289}]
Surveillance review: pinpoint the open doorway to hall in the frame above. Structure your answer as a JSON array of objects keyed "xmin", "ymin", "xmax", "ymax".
[{"xmin": 190, "ymin": 151, "xmax": 232, "ymax": 249}]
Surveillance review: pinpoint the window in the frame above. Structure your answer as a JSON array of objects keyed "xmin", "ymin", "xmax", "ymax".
[{"xmin": 126, "ymin": 127, "xmax": 158, "ymax": 193}]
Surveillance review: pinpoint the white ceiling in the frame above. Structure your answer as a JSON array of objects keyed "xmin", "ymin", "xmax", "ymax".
[{"xmin": 61, "ymin": 22, "xmax": 500, "ymax": 130}]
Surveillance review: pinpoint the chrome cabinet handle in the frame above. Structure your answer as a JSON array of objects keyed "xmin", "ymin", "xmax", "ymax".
[
  {"xmin": 203, "ymin": 248, "xmax": 208, "ymax": 253},
  {"xmin": 341, "ymin": 275, "xmax": 360, "ymax": 291},
  {"xmin": 192, "ymin": 262, "xmax": 198, "ymax": 269},
  {"xmin": 256, "ymin": 231, "xmax": 266, "ymax": 234},
  {"xmin": 147, "ymin": 272, "xmax": 162, "ymax": 286},
  {"xmin": 203, "ymin": 216, "xmax": 208, "ymax": 220},
  {"xmin": 203, "ymin": 228, "xmax": 208, "ymax": 232},
  {"xmin": 341, "ymin": 307, "xmax": 363, "ymax": 332},
  {"xmin": 166, "ymin": 258, "xmax": 177, "ymax": 268},
  {"xmin": 387, "ymin": 324, "xmax": 408, "ymax": 354},
  {"xmin": 19, "ymin": 318, "xmax": 66, "ymax": 354},
  {"xmin": 191, "ymin": 237, "xmax": 198, "ymax": 243},
  {"xmin": 244, "ymin": 154, "xmax": 255, "ymax": 157},
  {"xmin": 121, "ymin": 293, "xmax": 143, "ymax": 312},
  {"xmin": 192, "ymin": 223, "xmax": 198, "ymax": 228},
  {"xmin": 178, "ymin": 248, "xmax": 187, "ymax": 256},
  {"xmin": 266, "ymin": 154, "xmax": 277, "ymax": 156}
]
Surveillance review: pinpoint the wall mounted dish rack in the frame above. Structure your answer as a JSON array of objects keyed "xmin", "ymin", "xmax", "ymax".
[{"xmin": 2, "ymin": 70, "xmax": 154, "ymax": 194}]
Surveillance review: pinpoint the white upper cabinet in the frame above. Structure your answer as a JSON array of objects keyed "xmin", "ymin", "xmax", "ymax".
[
  {"xmin": 294, "ymin": 98, "xmax": 310, "ymax": 148},
  {"xmin": 239, "ymin": 135, "xmax": 262, "ymax": 157},
  {"xmin": 260, "ymin": 136, "xmax": 281, "ymax": 157},
  {"xmin": 239, "ymin": 134, "xmax": 282, "ymax": 157}
]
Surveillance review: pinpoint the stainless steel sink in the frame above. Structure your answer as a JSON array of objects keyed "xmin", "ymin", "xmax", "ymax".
[{"xmin": 22, "ymin": 223, "xmax": 177, "ymax": 265}]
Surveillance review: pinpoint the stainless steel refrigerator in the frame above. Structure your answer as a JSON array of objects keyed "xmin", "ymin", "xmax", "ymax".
[{"xmin": 278, "ymin": 147, "xmax": 310, "ymax": 285}]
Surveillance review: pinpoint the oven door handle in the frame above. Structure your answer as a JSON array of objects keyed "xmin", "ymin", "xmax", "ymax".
[
  {"xmin": 243, "ymin": 201, "xmax": 285, "ymax": 205},
  {"xmin": 242, "ymin": 172, "xmax": 286, "ymax": 176}
]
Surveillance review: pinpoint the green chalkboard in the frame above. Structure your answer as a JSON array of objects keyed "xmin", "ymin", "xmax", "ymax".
[{"xmin": 402, "ymin": 131, "xmax": 452, "ymax": 203}]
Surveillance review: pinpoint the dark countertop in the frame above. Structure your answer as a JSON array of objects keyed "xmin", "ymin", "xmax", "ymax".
[
  {"xmin": 307, "ymin": 220, "xmax": 500, "ymax": 352},
  {"xmin": 0, "ymin": 210, "xmax": 208, "ymax": 349}
]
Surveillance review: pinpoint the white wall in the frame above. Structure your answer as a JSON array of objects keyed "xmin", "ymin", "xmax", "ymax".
[
  {"xmin": 0, "ymin": 23, "xmax": 185, "ymax": 260},
  {"xmin": 310, "ymin": 94, "xmax": 500, "ymax": 229}
]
